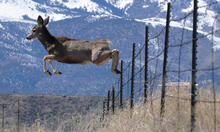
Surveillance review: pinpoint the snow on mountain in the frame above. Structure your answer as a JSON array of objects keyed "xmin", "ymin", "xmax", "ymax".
[
  {"xmin": 0, "ymin": 0, "xmax": 219, "ymax": 32},
  {"xmin": 50, "ymin": 0, "xmax": 110, "ymax": 14},
  {"xmin": 0, "ymin": 0, "xmax": 72, "ymax": 22},
  {"xmin": 0, "ymin": 0, "xmax": 220, "ymax": 95},
  {"xmin": 149, "ymin": 0, "xmax": 169, "ymax": 12},
  {"xmin": 181, "ymin": 0, "xmax": 218, "ymax": 30},
  {"xmin": 0, "ymin": 0, "xmax": 116, "ymax": 23},
  {"xmin": 105, "ymin": 0, "xmax": 134, "ymax": 9},
  {"xmin": 0, "ymin": 23, "xmax": 4, "ymax": 30}
]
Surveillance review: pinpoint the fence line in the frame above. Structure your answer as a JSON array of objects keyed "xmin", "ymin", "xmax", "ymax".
[{"xmin": 103, "ymin": 1, "xmax": 220, "ymax": 131}]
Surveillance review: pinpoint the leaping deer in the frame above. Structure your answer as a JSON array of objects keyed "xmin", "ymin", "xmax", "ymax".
[{"xmin": 26, "ymin": 16, "xmax": 120, "ymax": 75}]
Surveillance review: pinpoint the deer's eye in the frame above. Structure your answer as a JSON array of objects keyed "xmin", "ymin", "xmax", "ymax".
[{"xmin": 32, "ymin": 29, "xmax": 36, "ymax": 32}]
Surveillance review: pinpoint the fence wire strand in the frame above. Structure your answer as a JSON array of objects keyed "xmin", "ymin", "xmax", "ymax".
[{"xmin": 105, "ymin": 4, "xmax": 220, "ymax": 130}]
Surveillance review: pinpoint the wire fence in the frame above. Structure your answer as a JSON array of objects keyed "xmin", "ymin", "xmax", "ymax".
[
  {"xmin": 0, "ymin": 1, "xmax": 219, "ymax": 131},
  {"xmin": 102, "ymin": 1, "xmax": 220, "ymax": 131}
]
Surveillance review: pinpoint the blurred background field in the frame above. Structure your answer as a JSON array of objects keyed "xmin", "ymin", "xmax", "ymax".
[{"xmin": 1, "ymin": 85, "xmax": 219, "ymax": 132}]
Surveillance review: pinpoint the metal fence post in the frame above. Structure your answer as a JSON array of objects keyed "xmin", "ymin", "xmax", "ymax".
[
  {"xmin": 191, "ymin": 0, "xmax": 198, "ymax": 131},
  {"xmin": 144, "ymin": 25, "xmax": 149, "ymax": 104},
  {"xmin": 112, "ymin": 87, "xmax": 115, "ymax": 114},
  {"xmin": 130, "ymin": 43, "xmax": 136, "ymax": 109},
  {"xmin": 120, "ymin": 60, "xmax": 124, "ymax": 109},
  {"xmin": 107, "ymin": 90, "xmax": 110, "ymax": 114},
  {"xmin": 160, "ymin": 2, "xmax": 171, "ymax": 119}
]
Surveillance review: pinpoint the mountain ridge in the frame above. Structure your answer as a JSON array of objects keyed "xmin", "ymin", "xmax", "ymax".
[{"xmin": 0, "ymin": 0, "xmax": 220, "ymax": 95}]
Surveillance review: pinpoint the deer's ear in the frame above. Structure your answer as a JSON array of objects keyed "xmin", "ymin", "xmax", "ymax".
[
  {"xmin": 37, "ymin": 15, "xmax": 44, "ymax": 25},
  {"xmin": 44, "ymin": 16, "xmax": 50, "ymax": 26}
]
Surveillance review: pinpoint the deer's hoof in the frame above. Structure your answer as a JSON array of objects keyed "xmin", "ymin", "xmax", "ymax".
[
  {"xmin": 54, "ymin": 71, "xmax": 62, "ymax": 74},
  {"xmin": 112, "ymin": 69, "xmax": 121, "ymax": 74},
  {"xmin": 44, "ymin": 70, "xmax": 52, "ymax": 76}
]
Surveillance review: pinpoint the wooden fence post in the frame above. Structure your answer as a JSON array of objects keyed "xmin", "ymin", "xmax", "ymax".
[
  {"xmin": 191, "ymin": 0, "xmax": 198, "ymax": 131},
  {"xmin": 160, "ymin": 2, "xmax": 171, "ymax": 119},
  {"xmin": 130, "ymin": 43, "xmax": 136, "ymax": 109}
]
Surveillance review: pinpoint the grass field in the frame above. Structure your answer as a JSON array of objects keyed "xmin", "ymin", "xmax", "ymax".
[{"xmin": 2, "ymin": 85, "xmax": 220, "ymax": 132}]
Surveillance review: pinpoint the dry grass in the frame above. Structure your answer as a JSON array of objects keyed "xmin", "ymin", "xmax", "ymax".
[
  {"xmin": 3, "ymin": 85, "xmax": 220, "ymax": 132},
  {"xmin": 97, "ymin": 85, "xmax": 220, "ymax": 132}
]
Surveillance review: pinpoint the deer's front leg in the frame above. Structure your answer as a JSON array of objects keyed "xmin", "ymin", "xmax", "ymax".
[
  {"xmin": 43, "ymin": 55, "xmax": 55, "ymax": 76},
  {"xmin": 48, "ymin": 59, "xmax": 62, "ymax": 74}
]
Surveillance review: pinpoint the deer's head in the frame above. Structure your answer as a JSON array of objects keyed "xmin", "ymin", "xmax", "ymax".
[{"xmin": 26, "ymin": 15, "xmax": 50, "ymax": 40}]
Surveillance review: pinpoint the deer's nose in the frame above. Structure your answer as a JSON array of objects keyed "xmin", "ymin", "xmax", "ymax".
[{"xmin": 26, "ymin": 36, "xmax": 31, "ymax": 40}]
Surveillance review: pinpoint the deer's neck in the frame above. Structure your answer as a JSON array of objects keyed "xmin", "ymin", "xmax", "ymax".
[{"xmin": 37, "ymin": 27, "xmax": 57, "ymax": 52}]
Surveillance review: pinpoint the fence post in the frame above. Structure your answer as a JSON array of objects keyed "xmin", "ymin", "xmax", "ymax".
[
  {"xmin": 120, "ymin": 60, "xmax": 124, "ymax": 109},
  {"xmin": 191, "ymin": 0, "xmax": 198, "ymax": 131},
  {"xmin": 160, "ymin": 2, "xmax": 171, "ymax": 119},
  {"xmin": 107, "ymin": 90, "xmax": 110, "ymax": 114},
  {"xmin": 144, "ymin": 25, "xmax": 149, "ymax": 104},
  {"xmin": 112, "ymin": 87, "xmax": 115, "ymax": 114},
  {"xmin": 130, "ymin": 43, "xmax": 136, "ymax": 109},
  {"xmin": 17, "ymin": 99, "xmax": 20, "ymax": 132}
]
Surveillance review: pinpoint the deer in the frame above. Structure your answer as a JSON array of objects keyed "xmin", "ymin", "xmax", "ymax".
[{"xmin": 26, "ymin": 15, "xmax": 120, "ymax": 75}]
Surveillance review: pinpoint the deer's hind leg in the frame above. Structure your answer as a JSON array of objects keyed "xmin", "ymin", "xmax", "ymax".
[
  {"xmin": 111, "ymin": 49, "xmax": 121, "ymax": 74},
  {"xmin": 92, "ymin": 50, "xmax": 112, "ymax": 65},
  {"xmin": 92, "ymin": 49, "xmax": 121, "ymax": 74}
]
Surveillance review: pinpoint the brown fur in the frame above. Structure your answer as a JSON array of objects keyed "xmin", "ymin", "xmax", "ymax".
[{"xmin": 26, "ymin": 16, "xmax": 120, "ymax": 75}]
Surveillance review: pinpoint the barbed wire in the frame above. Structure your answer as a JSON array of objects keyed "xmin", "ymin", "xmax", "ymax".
[
  {"xmin": 135, "ymin": 44, "xmax": 145, "ymax": 59},
  {"xmin": 122, "ymin": 24, "xmax": 166, "ymax": 73},
  {"xmin": 166, "ymin": 95, "xmax": 220, "ymax": 104},
  {"xmin": 148, "ymin": 49, "xmax": 164, "ymax": 62},
  {"xmin": 170, "ymin": 1, "xmax": 219, "ymax": 22},
  {"xmin": 171, "ymin": 11, "xmax": 193, "ymax": 22},
  {"xmin": 123, "ymin": 61, "xmax": 131, "ymax": 72},
  {"xmin": 109, "ymin": 13, "xmax": 220, "ymax": 106},
  {"xmin": 198, "ymin": 1, "xmax": 218, "ymax": 9},
  {"xmin": 169, "ymin": 28, "xmax": 220, "ymax": 47},
  {"xmin": 122, "ymin": 48, "xmax": 164, "ymax": 88},
  {"xmin": 176, "ymin": 17, "xmax": 187, "ymax": 122},
  {"xmin": 167, "ymin": 66, "xmax": 220, "ymax": 73},
  {"xmin": 149, "ymin": 27, "xmax": 166, "ymax": 40},
  {"xmin": 211, "ymin": 12, "xmax": 219, "ymax": 132},
  {"xmin": 123, "ymin": 73, "xmax": 162, "ymax": 100},
  {"xmin": 104, "ymin": 2, "xmax": 220, "ymax": 127}
]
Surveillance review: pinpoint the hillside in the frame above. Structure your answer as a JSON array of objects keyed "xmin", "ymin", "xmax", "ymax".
[
  {"xmin": 0, "ymin": 94, "xmax": 104, "ymax": 131},
  {"xmin": 0, "ymin": 0, "xmax": 220, "ymax": 95}
]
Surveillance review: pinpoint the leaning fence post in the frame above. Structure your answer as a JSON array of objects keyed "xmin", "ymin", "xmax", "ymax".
[
  {"xmin": 112, "ymin": 87, "xmax": 115, "ymax": 114},
  {"xmin": 120, "ymin": 60, "xmax": 124, "ymax": 109},
  {"xmin": 130, "ymin": 43, "xmax": 136, "ymax": 109},
  {"xmin": 144, "ymin": 25, "xmax": 149, "ymax": 104},
  {"xmin": 191, "ymin": 0, "xmax": 198, "ymax": 131},
  {"xmin": 160, "ymin": 2, "xmax": 171, "ymax": 119}
]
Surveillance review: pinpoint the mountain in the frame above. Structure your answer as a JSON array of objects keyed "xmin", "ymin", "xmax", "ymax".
[{"xmin": 0, "ymin": 0, "xmax": 220, "ymax": 95}]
